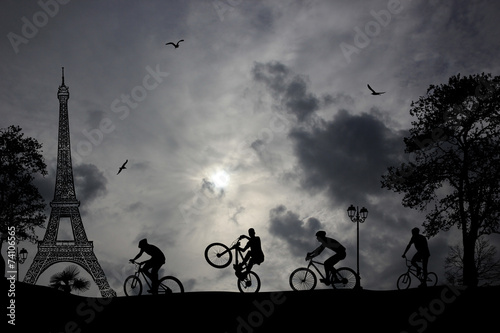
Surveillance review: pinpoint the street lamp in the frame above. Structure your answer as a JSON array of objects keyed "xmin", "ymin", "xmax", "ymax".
[
  {"xmin": 16, "ymin": 247, "xmax": 28, "ymax": 281},
  {"xmin": 347, "ymin": 204, "xmax": 368, "ymax": 288}
]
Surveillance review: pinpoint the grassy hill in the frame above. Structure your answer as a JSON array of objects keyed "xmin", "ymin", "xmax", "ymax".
[{"xmin": 7, "ymin": 279, "xmax": 499, "ymax": 332}]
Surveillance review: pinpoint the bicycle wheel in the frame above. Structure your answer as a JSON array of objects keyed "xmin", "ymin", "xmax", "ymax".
[
  {"xmin": 397, "ymin": 273, "xmax": 411, "ymax": 290},
  {"xmin": 289, "ymin": 268, "xmax": 317, "ymax": 291},
  {"xmin": 158, "ymin": 276, "xmax": 184, "ymax": 294},
  {"xmin": 124, "ymin": 275, "xmax": 142, "ymax": 296},
  {"xmin": 425, "ymin": 272, "xmax": 438, "ymax": 287},
  {"xmin": 333, "ymin": 267, "xmax": 359, "ymax": 289},
  {"xmin": 237, "ymin": 271, "xmax": 261, "ymax": 293},
  {"xmin": 205, "ymin": 243, "xmax": 232, "ymax": 268}
]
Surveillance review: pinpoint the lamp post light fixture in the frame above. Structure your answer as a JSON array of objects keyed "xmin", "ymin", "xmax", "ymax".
[
  {"xmin": 347, "ymin": 204, "xmax": 368, "ymax": 288},
  {"xmin": 16, "ymin": 247, "xmax": 28, "ymax": 281}
]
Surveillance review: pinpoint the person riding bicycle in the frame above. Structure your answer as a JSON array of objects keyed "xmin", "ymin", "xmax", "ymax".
[
  {"xmin": 306, "ymin": 230, "xmax": 346, "ymax": 285},
  {"xmin": 130, "ymin": 239, "xmax": 166, "ymax": 294},
  {"xmin": 402, "ymin": 227, "xmax": 430, "ymax": 287},
  {"xmin": 236, "ymin": 228, "xmax": 264, "ymax": 278}
]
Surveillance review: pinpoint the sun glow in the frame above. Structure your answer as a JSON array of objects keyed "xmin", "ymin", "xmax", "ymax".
[{"xmin": 211, "ymin": 170, "xmax": 230, "ymax": 188}]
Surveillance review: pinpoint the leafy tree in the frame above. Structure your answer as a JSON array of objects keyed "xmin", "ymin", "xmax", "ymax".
[
  {"xmin": 0, "ymin": 125, "xmax": 47, "ymax": 243},
  {"xmin": 381, "ymin": 73, "xmax": 500, "ymax": 287},
  {"xmin": 49, "ymin": 265, "xmax": 91, "ymax": 294},
  {"xmin": 445, "ymin": 237, "xmax": 500, "ymax": 286}
]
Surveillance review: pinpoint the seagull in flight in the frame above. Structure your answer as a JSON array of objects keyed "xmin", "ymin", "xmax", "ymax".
[
  {"xmin": 117, "ymin": 160, "xmax": 128, "ymax": 175},
  {"xmin": 367, "ymin": 84, "xmax": 385, "ymax": 95},
  {"xmin": 165, "ymin": 39, "xmax": 184, "ymax": 48}
]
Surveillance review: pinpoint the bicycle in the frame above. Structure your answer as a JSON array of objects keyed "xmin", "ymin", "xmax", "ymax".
[
  {"xmin": 289, "ymin": 256, "xmax": 359, "ymax": 291},
  {"xmin": 123, "ymin": 261, "xmax": 184, "ymax": 296},
  {"xmin": 204, "ymin": 238, "xmax": 261, "ymax": 293},
  {"xmin": 396, "ymin": 258, "xmax": 438, "ymax": 290}
]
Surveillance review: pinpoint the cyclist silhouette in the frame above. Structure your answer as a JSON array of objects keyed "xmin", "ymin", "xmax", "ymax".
[
  {"xmin": 306, "ymin": 230, "xmax": 346, "ymax": 285},
  {"xmin": 402, "ymin": 227, "xmax": 430, "ymax": 287},
  {"xmin": 237, "ymin": 228, "xmax": 264, "ymax": 277},
  {"xmin": 130, "ymin": 239, "xmax": 166, "ymax": 294}
]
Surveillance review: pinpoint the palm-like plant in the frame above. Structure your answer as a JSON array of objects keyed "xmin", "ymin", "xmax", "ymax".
[{"xmin": 49, "ymin": 265, "xmax": 91, "ymax": 294}]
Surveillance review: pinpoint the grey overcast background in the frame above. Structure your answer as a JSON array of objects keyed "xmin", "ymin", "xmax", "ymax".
[{"xmin": 2, "ymin": 0, "xmax": 500, "ymax": 295}]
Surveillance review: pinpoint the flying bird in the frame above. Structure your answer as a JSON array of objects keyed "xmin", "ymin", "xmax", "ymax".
[
  {"xmin": 165, "ymin": 39, "xmax": 184, "ymax": 48},
  {"xmin": 117, "ymin": 160, "xmax": 128, "ymax": 175},
  {"xmin": 367, "ymin": 84, "xmax": 385, "ymax": 95}
]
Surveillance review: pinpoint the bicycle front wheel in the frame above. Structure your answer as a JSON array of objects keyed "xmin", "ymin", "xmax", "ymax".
[
  {"xmin": 397, "ymin": 273, "xmax": 411, "ymax": 290},
  {"xmin": 124, "ymin": 275, "xmax": 142, "ymax": 296},
  {"xmin": 238, "ymin": 271, "xmax": 261, "ymax": 293},
  {"xmin": 205, "ymin": 243, "xmax": 232, "ymax": 268},
  {"xmin": 158, "ymin": 276, "xmax": 184, "ymax": 294},
  {"xmin": 289, "ymin": 268, "xmax": 317, "ymax": 291},
  {"xmin": 333, "ymin": 267, "xmax": 359, "ymax": 289}
]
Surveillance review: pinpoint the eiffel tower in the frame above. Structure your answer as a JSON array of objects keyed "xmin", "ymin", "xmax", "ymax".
[{"xmin": 24, "ymin": 68, "xmax": 116, "ymax": 297}]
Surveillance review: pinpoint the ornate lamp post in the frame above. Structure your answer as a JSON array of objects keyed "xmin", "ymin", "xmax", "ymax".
[
  {"xmin": 347, "ymin": 204, "xmax": 368, "ymax": 287},
  {"xmin": 16, "ymin": 247, "xmax": 28, "ymax": 281}
]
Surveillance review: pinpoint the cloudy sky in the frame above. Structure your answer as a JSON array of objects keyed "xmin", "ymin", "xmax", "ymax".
[{"xmin": 2, "ymin": 0, "xmax": 500, "ymax": 295}]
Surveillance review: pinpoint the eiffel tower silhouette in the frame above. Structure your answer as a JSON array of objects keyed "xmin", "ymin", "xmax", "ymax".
[{"xmin": 24, "ymin": 68, "xmax": 116, "ymax": 297}]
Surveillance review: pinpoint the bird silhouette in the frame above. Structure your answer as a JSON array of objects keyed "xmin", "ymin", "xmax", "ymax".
[
  {"xmin": 367, "ymin": 84, "xmax": 385, "ymax": 95},
  {"xmin": 117, "ymin": 160, "xmax": 128, "ymax": 175},
  {"xmin": 165, "ymin": 39, "xmax": 184, "ymax": 48}
]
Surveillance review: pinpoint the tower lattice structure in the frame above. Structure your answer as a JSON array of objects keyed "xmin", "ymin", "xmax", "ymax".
[{"xmin": 24, "ymin": 68, "xmax": 116, "ymax": 297}]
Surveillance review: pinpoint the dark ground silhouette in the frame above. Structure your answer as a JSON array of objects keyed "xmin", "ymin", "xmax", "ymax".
[{"xmin": 10, "ymin": 280, "xmax": 499, "ymax": 332}]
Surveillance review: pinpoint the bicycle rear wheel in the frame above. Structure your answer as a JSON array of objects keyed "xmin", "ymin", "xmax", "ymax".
[
  {"xmin": 124, "ymin": 275, "xmax": 142, "ymax": 296},
  {"xmin": 238, "ymin": 271, "xmax": 261, "ymax": 293},
  {"xmin": 205, "ymin": 243, "xmax": 232, "ymax": 268},
  {"xmin": 333, "ymin": 267, "xmax": 359, "ymax": 289},
  {"xmin": 158, "ymin": 276, "xmax": 184, "ymax": 294},
  {"xmin": 289, "ymin": 268, "xmax": 317, "ymax": 291},
  {"xmin": 397, "ymin": 273, "xmax": 411, "ymax": 290}
]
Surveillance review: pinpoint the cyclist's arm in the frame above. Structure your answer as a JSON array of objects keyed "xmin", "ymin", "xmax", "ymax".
[
  {"xmin": 131, "ymin": 249, "xmax": 144, "ymax": 262},
  {"xmin": 309, "ymin": 245, "xmax": 325, "ymax": 257},
  {"xmin": 402, "ymin": 240, "xmax": 412, "ymax": 257}
]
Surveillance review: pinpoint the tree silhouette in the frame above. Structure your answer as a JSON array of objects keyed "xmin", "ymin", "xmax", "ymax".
[
  {"xmin": 445, "ymin": 237, "xmax": 500, "ymax": 286},
  {"xmin": 49, "ymin": 265, "xmax": 91, "ymax": 294},
  {"xmin": 0, "ymin": 125, "xmax": 47, "ymax": 244},
  {"xmin": 381, "ymin": 73, "xmax": 500, "ymax": 287}
]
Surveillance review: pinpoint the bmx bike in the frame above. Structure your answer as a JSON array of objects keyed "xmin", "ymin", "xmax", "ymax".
[
  {"xmin": 396, "ymin": 258, "xmax": 438, "ymax": 290},
  {"xmin": 289, "ymin": 257, "xmax": 359, "ymax": 291},
  {"xmin": 204, "ymin": 238, "xmax": 261, "ymax": 293},
  {"xmin": 123, "ymin": 261, "xmax": 184, "ymax": 296}
]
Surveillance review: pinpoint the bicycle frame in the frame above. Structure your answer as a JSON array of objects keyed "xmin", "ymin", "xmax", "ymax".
[
  {"xmin": 306, "ymin": 259, "xmax": 328, "ymax": 280},
  {"xmin": 404, "ymin": 259, "xmax": 424, "ymax": 281},
  {"xmin": 132, "ymin": 261, "xmax": 156, "ymax": 290},
  {"xmin": 221, "ymin": 239, "xmax": 249, "ymax": 271},
  {"xmin": 306, "ymin": 258, "xmax": 346, "ymax": 282}
]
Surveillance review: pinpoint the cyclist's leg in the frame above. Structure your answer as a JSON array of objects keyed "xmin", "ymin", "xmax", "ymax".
[
  {"xmin": 421, "ymin": 255, "xmax": 429, "ymax": 284},
  {"xmin": 411, "ymin": 252, "xmax": 422, "ymax": 275},
  {"xmin": 150, "ymin": 260, "xmax": 164, "ymax": 293},
  {"xmin": 321, "ymin": 255, "xmax": 336, "ymax": 284},
  {"xmin": 328, "ymin": 252, "xmax": 346, "ymax": 283},
  {"xmin": 142, "ymin": 260, "xmax": 153, "ymax": 281}
]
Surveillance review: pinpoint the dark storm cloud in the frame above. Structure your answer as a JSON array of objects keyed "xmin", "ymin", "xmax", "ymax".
[
  {"xmin": 252, "ymin": 61, "xmax": 323, "ymax": 122},
  {"xmin": 290, "ymin": 109, "xmax": 405, "ymax": 205},
  {"xmin": 73, "ymin": 163, "xmax": 107, "ymax": 205},
  {"xmin": 268, "ymin": 204, "xmax": 324, "ymax": 257}
]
